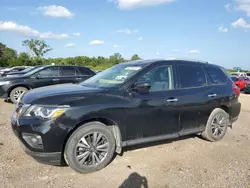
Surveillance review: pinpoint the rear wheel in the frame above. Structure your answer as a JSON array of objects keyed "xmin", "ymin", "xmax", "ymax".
[
  {"xmin": 9, "ymin": 86, "xmax": 28, "ymax": 104},
  {"xmin": 64, "ymin": 122, "xmax": 116, "ymax": 173},
  {"xmin": 201, "ymin": 108, "xmax": 229, "ymax": 142}
]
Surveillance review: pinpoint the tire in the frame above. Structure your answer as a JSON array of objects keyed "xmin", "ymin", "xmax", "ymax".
[
  {"xmin": 9, "ymin": 86, "xmax": 28, "ymax": 104},
  {"xmin": 64, "ymin": 122, "xmax": 116, "ymax": 173},
  {"xmin": 201, "ymin": 108, "xmax": 229, "ymax": 142}
]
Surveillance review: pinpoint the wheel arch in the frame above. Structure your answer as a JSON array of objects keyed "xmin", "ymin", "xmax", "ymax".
[
  {"xmin": 63, "ymin": 117, "xmax": 123, "ymax": 155},
  {"xmin": 7, "ymin": 84, "xmax": 32, "ymax": 97},
  {"xmin": 219, "ymin": 105, "xmax": 231, "ymax": 116}
]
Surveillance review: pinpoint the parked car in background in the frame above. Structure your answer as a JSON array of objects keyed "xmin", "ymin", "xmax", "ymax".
[
  {"xmin": 230, "ymin": 76, "xmax": 250, "ymax": 91},
  {"xmin": 0, "ymin": 65, "xmax": 95, "ymax": 103},
  {"xmin": 244, "ymin": 83, "xmax": 250, "ymax": 94},
  {"xmin": 229, "ymin": 72, "xmax": 247, "ymax": 77},
  {"xmin": 0, "ymin": 66, "xmax": 30, "ymax": 77},
  {"xmin": 246, "ymin": 72, "xmax": 250, "ymax": 79},
  {"xmin": 11, "ymin": 59, "xmax": 241, "ymax": 173},
  {"xmin": 5, "ymin": 66, "xmax": 43, "ymax": 77}
]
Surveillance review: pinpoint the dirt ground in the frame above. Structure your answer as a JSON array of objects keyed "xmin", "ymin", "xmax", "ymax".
[{"xmin": 0, "ymin": 95, "xmax": 250, "ymax": 188}]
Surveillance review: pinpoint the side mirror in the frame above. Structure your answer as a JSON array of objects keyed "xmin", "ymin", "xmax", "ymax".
[
  {"xmin": 34, "ymin": 73, "xmax": 41, "ymax": 79},
  {"xmin": 132, "ymin": 81, "xmax": 151, "ymax": 92}
]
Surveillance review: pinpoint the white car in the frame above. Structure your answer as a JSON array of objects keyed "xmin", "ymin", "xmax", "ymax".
[{"xmin": 229, "ymin": 72, "xmax": 247, "ymax": 77}]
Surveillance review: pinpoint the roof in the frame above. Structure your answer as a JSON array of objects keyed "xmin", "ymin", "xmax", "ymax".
[{"xmin": 122, "ymin": 59, "xmax": 211, "ymax": 67}]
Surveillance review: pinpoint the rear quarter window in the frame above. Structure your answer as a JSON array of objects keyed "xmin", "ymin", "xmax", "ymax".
[
  {"xmin": 204, "ymin": 66, "xmax": 228, "ymax": 84},
  {"xmin": 77, "ymin": 67, "xmax": 95, "ymax": 75}
]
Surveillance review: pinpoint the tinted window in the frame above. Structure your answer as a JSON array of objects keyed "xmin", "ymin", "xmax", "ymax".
[
  {"xmin": 77, "ymin": 67, "xmax": 93, "ymax": 76},
  {"xmin": 204, "ymin": 66, "xmax": 227, "ymax": 84},
  {"xmin": 37, "ymin": 67, "xmax": 59, "ymax": 77},
  {"xmin": 230, "ymin": 77, "xmax": 239, "ymax": 82},
  {"xmin": 178, "ymin": 65, "xmax": 207, "ymax": 88},
  {"xmin": 139, "ymin": 65, "xmax": 173, "ymax": 91},
  {"xmin": 60, "ymin": 67, "xmax": 76, "ymax": 76}
]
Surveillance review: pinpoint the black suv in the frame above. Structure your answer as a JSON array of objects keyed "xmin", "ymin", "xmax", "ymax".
[
  {"xmin": 11, "ymin": 60, "xmax": 241, "ymax": 173},
  {"xmin": 0, "ymin": 65, "xmax": 95, "ymax": 103}
]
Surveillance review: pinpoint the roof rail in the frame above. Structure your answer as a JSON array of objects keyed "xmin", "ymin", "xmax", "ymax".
[{"xmin": 166, "ymin": 58, "xmax": 209, "ymax": 64}]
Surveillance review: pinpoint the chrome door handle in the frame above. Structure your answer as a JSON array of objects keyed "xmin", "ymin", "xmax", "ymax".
[
  {"xmin": 208, "ymin": 93, "xmax": 217, "ymax": 97},
  {"xmin": 53, "ymin": 79, "xmax": 59, "ymax": 81},
  {"xmin": 166, "ymin": 98, "xmax": 178, "ymax": 102},
  {"xmin": 76, "ymin": 78, "xmax": 82, "ymax": 80}
]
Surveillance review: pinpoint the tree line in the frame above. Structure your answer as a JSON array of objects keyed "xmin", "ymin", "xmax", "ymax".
[
  {"xmin": 0, "ymin": 39, "xmax": 248, "ymax": 72},
  {"xmin": 0, "ymin": 39, "xmax": 141, "ymax": 70}
]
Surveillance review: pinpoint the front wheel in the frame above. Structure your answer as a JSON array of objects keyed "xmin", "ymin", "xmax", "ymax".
[
  {"xmin": 201, "ymin": 108, "xmax": 229, "ymax": 142},
  {"xmin": 9, "ymin": 86, "xmax": 28, "ymax": 104},
  {"xmin": 64, "ymin": 122, "xmax": 116, "ymax": 173}
]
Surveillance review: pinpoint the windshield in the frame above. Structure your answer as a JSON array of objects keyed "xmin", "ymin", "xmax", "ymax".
[
  {"xmin": 81, "ymin": 64, "xmax": 144, "ymax": 88},
  {"xmin": 23, "ymin": 66, "xmax": 45, "ymax": 76}
]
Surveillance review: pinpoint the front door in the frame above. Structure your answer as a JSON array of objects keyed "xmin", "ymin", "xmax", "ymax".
[
  {"xmin": 125, "ymin": 64, "xmax": 180, "ymax": 140},
  {"xmin": 29, "ymin": 66, "xmax": 60, "ymax": 88}
]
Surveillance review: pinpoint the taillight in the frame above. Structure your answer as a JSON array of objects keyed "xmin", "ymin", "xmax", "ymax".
[{"xmin": 232, "ymin": 84, "xmax": 240, "ymax": 97}]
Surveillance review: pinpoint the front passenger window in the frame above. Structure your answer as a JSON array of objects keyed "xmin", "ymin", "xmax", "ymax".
[
  {"xmin": 36, "ymin": 67, "xmax": 59, "ymax": 77},
  {"xmin": 138, "ymin": 65, "xmax": 173, "ymax": 92}
]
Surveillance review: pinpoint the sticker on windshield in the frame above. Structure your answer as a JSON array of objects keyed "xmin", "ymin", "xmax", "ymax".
[{"xmin": 125, "ymin": 67, "xmax": 142, "ymax": 71}]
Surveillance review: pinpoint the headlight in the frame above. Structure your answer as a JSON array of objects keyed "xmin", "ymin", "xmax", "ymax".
[
  {"xmin": 23, "ymin": 105, "xmax": 69, "ymax": 120},
  {"xmin": 0, "ymin": 81, "xmax": 10, "ymax": 86}
]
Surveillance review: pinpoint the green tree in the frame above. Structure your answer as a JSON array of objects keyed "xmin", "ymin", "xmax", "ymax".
[
  {"xmin": 131, "ymin": 54, "xmax": 141, "ymax": 61},
  {"xmin": 0, "ymin": 42, "xmax": 17, "ymax": 67},
  {"xmin": 22, "ymin": 39, "xmax": 52, "ymax": 59},
  {"xmin": 18, "ymin": 52, "xmax": 32, "ymax": 66},
  {"xmin": 109, "ymin": 53, "xmax": 124, "ymax": 65}
]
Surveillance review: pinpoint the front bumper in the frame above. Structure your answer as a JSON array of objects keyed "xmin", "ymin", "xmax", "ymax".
[
  {"xmin": 11, "ymin": 108, "xmax": 72, "ymax": 166},
  {"xmin": 19, "ymin": 140, "xmax": 62, "ymax": 165}
]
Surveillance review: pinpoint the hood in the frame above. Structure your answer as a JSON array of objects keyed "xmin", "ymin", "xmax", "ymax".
[
  {"xmin": 0, "ymin": 75, "xmax": 27, "ymax": 81},
  {"xmin": 21, "ymin": 83, "xmax": 104, "ymax": 105}
]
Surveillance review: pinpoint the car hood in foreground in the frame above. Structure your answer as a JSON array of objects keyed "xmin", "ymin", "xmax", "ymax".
[{"xmin": 21, "ymin": 84, "xmax": 104, "ymax": 105}]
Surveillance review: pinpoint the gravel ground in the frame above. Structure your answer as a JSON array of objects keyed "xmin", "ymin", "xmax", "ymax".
[{"xmin": 0, "ymin": 95, "xmax": 250, "ymax": 188}]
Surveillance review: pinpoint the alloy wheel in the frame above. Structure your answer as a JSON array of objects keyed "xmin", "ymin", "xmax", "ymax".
[
  {"xmin": 13, "ymin": 90, "xmax": 25, "ymax": 102},
  {"xmin": 211, "ymin": 114, "xmax": 227, "ymax": 138},
  {"xmin": 75, "ymin": 132, "xmax": 109, "ymax": 166}
]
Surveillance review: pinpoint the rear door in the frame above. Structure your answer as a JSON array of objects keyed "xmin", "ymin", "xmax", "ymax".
[
  {"xmin": 29, "ymin": 66, "xmax": 60, "ymax": 88},
  {"xmin": 59, "ymin": 66, "xmax": 78, "ymax": 84},
  {"xmin": 176, "ymin": 63, "xmax": 216, "ymax": 135}
]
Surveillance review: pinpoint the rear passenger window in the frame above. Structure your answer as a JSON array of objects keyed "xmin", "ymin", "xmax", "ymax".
[
  {"xmin": 204, "ymin": 66, "xmax": 227, "ymax": 84},
  {"xmin": 60, "ymin": 67, "xmax": 76, "ymax": 76},
  {"xmin": 178, "ymin": 65, "xmax": 207, "ymax": 88}
]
